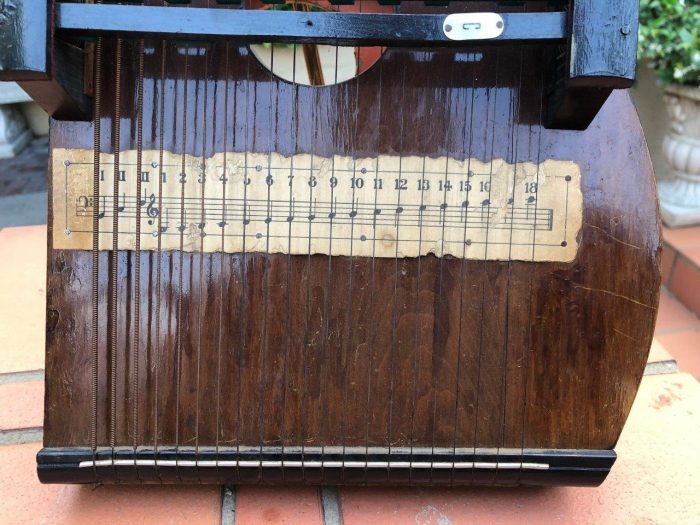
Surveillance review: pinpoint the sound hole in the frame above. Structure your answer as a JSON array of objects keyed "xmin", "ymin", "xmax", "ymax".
[{"xmin": 247, "ymin": 0, "xmax": 389, "ymax": 86}]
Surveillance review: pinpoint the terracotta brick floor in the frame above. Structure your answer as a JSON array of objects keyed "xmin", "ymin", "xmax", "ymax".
[
  {"xmin": 663, "ymin": 225, "xmax": 700, "ymax": 319},
  {"xmin": 660, "ymin": 225, "xmax": 700, "ymax": 381},
  {"xmin": 1, "ymin": 224, "xmax": 699, "ymax": 524}
]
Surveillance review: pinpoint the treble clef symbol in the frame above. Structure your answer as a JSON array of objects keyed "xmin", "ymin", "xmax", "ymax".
[{"xmin": 146, "ymin": 193, "xmax": 160, "ymax": 225}]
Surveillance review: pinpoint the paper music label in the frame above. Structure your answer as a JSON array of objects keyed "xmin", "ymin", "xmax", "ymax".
[{"xmin": 51, "ymin": 148, "xmax": 582, "ymax": 262}]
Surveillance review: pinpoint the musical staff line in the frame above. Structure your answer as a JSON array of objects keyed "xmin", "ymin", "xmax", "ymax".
[{"xmin": 75, "ymin": 194, "xmax": 554, "ymax": 232}]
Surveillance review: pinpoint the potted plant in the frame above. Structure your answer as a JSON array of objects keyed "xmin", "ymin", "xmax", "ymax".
[{"xmin": 638, "ymin": 0, "xmax": 700, "ymax": 227}]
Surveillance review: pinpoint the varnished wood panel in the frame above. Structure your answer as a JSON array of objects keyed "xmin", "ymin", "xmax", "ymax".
[{"xmin": 43, "ymin": 9, "xmax": 660, "ymax": 463}]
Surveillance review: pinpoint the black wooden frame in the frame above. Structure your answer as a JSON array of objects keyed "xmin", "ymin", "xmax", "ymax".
[
  {"xmin": 37, "ymin": 446, "xmax": 617, "ymax": 486},
  {"xmin": 0, "ymin": 0, "xmax": 639, "ymax": 129},
  {"xmin": 55, "ymin": 4, "xmax": 567, "ymax": 45}
]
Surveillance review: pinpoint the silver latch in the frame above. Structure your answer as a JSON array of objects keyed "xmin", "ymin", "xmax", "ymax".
[{"xmin": 443, "ymin": 13, "xmax": 505, "ymax": 41}]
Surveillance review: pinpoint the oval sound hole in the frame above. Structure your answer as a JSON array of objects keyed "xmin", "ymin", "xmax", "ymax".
[{"xmin": 247, "ymin": 0, "xmax": 390, "ymax": 87}]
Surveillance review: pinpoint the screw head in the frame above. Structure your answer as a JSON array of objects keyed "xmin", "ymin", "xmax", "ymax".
[
  {"xmin": 621, "ymin": 24, "xmax": 631, "ymax": 35},
  {"xmin": 444, "ymin": 24, "xmax": 452, "ymax": 32}
]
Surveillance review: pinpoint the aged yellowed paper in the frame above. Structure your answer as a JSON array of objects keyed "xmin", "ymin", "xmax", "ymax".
[{"xmin": 51, "ymin": 148, "xmax": 582, "ymax": 262}]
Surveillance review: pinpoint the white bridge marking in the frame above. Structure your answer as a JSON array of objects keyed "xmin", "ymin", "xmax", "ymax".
[{"xmin": 78, "ymin": 459, "xmax": 549, "ymax": 470}]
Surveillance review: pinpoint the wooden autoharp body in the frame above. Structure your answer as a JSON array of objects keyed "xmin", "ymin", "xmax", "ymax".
[{"xmin": 0, "ymin": 0, "xmax": 661, "ymax": 486}]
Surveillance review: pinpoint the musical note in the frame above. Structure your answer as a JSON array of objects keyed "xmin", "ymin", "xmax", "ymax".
[
  {"xmin": 372, "ymin": 207, "xmax": 381, "ymax": 228},
  {"xmin": 117, "ymin": 192, "xmax": 126, "ymax": 214},
  {"xmin": 416, "ymin": 204, "xmax": 425, "ymax": 228},
  {"xmin": 160, "ymin": 209, "xmax": 169, "ymax": 234},
  {"xmin": 480, "ymin": 199, "xmax": 490, "ymax": 225},
  {"xmin": 218, "ymin": 200, "xmax": 228, "ymax": 228},
  {"xmin": 394, "ymin": 205, "xmax": 403, "ymax": 227},
  {"xmin": 328, "ymin": 198, "xmax": 337, "ymax": 220},
  {"xmin": 243, "ymin": 203, "xmax": 251, "ymax": 225},
  {"xmin": 98, "ymin": 195, "xmax": 106, "ymax": 219},
  {"xmin": 178, "ymin": 210, "xmax": 187, "ymax": 233},
  {"xmin": 287, "ymin": 198, "xmax": 296, "ymax": 223},
  {"xmin": 264, "ymin": 193, "xmax": 273, "ymax": 224}
]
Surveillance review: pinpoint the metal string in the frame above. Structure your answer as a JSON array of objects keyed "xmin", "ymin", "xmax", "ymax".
[
  {"xmin": 90, "ymin": 36, "xmax": 103, "ymax": 480},
  {"xmin": 450, "ymin": 51, "xmax": 477, "ymax": 485},
  {"xmin": 319, "ymin": 39, "xmax": 341, "ymax": 481},
  {"xmin": 431, "ymin": 54, "xmax": 457, "ymax": 484},
  {"xmin": 408, "ymin": 150, "xmax": 428, "ymax": 485},
  {"xmin": 329, "ymin": 2, "xmax": 342, "ymax": 481},
  {"xmin": 471, "ymin": 47, "xmax": 500, "ymax": 486},
  {"xmin": 340, "ymin": 36, "xmax": 362, "ymax": 483},
  {"xmin": 301, "ymin": 46, "xmax": 320, "ymax": 484},
  {"xmin": 388, "ymin": 59, "xmax": 407, "ymax": 481},
  {"xmin": 153, "ymin": 39, "xmax": 166, "ymax": 482},
  {"xmin": 204, "ymin": 0, "xmax": 213, "ymax": 485},
  {"xmin": 496, "ymin": 45, "xmax": 524, "ymax": 483},
  {"xmin": 257, "ymin": 38, "xmax": 276, "ymax": 483},
  {"xmin": 194, "ymin": 43, "xmax": 209, "ymax": 483},
  {"xmin": 363, "ymin": 55, "xmax": 383, "ymax": 482},
  {"xmin": 518, "ymin": 47, "xmax": 546, "ymax": 484},
  {"xmin": 215, "ymin": 40, "xmax": 231, "ymax": 482},
  {"xmin": 482, "ymin": 49, "xmax": 502, "ymax": 486},
  {"xmin": 175, "ymin": 44, "xmax": 190, "ymax": 481},
  {"xmin": 110, "ymin": 38, "xmax": 123, "ymax": 480},
  {"xmin": 132, "ymin": 38, "xmax": 145, "ymax": 482},
  {"xmin": 280, "ymin": 41, "xmax": 298, "ymax": 481},
  {"xmin": 237, "ymin": 49, "xmax": 252, "ymax": 484}
]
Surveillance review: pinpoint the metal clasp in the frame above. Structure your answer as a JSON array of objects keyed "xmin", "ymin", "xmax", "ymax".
[{"xmin": 443, "ymin": 13, "xmax": 505, "ymax": 41}]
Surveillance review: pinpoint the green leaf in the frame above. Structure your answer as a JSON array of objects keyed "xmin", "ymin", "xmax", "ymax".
[{"xmin": 639, "ymin": 0, "xmax": 700, "ymax": 86}]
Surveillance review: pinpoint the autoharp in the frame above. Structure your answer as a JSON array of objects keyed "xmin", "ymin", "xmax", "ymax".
[{"xmin": 0, "ymin": 0, "xmax": 660, "ymax": 486}]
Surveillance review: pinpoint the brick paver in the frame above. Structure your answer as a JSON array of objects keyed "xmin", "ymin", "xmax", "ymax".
[
  {"xmin": 656, "ymin": 288, "xmax": 700, "ymax": 335},
  {"xmin": 0, "ymin": 443, "xmax": 222, "ymax": 525},
  {"xmin": 0, "ymin": 380, "xmax": 43, "ymax": 431},
  {"xmin": 235, "ymin": 486, "xmax": 324, "ymax": 525},
  {"xmin": 0, "ymin": 225, "xmax": 46, "ymax": 374},
  {"xmin": 657, "ymin": 330, "xmax": 700, "ymax": 381},
  {"xmin": 339, "ymin": 373, "xmax": 700, "ymax": 525}
]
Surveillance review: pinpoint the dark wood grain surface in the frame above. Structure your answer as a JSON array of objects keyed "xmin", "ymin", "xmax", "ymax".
[{"xmin": 43, "ymin": 2, "xmax": 661, "ymax": 466}]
